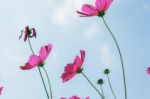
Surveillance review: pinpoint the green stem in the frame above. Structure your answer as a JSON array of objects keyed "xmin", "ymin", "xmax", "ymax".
[
  {"xmin": 100, "ymin": 85, "xmax": 105, "ymax": 99},
  {"xmin": 81, "ymin": 72, "xmax": 104, "ymax": 99},
  {"xmin": 27, "ymin": 38, "xmax": 50, "ymax": 99},
  {"xmin": 28, "ymin": 38, "xmax": 34, "ymax": 54},
  {"xmin": 107, "ymin": 74, "xmax": 117, "ymax": 99},
  {"xmin": 42, "ymin": 67, "xmax": 53, "ymax": 99},
  {"xmin": 102, "ymin": 17, "xmax": 127, "ymax": 99}
]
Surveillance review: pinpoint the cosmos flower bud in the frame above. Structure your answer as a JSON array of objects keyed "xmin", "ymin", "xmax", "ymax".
[
  {"xmin": 97, "ymin": 79, "xmax": 104, "ymax": 85},
  {"xmin": 104, "ymin": 68, "xmax": 110, "ymax": 74}
]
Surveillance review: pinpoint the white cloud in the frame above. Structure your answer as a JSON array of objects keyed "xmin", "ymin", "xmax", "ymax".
[
  {"xmin": 48, "ymin": 0, "xmax": 84, "ymax": 26},
  {"xmin": 99, "ymin": 43, "xmax": 115, "ymax": 66},
  {"xmin": 83, "ymin": 24, "xmax": 101, "ymax": 40}
]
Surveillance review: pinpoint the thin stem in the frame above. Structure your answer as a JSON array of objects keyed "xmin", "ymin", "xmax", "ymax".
[
  {"xmin": 107, "ymin": 74, "xmax": 117, "ymax": 99},
  {"xmin": 28, "ymin": 38, "xmax": 34, "ymax": 54},
  {"xmin": 100, "ymin": 85, "xmax": 105, "ymax": 99},
  {"xmin": 42, "ymin": 67, "xmax": 53, "ymax": 99},
  {"xmin": 102, "ymin": 17, "xmax": 127, "ymax": 99},
  {"xmin": 81, "ymin": 72, "xmax": 104, "ymax": 99},
  {"xmin": 27, "ymin": 38, "xmax": 49, "ymax": 99},
  {"xmin": 38, "ymin": 67, "xmax": 50, "ymax": 99}
]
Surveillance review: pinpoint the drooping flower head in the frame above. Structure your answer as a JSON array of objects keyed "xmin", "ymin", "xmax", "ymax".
[
  {"xmin": 0, "ymin": 87, "xmax": 3, "ymax": 95},
  {"xmin": 19, "ymin": 26, "xmax": 37, "ymax": 42},
  {"xmin": 61, "ymin": 50, "xmax": 85, "ymax": 82},
  {"xmin": 147, "ymin": 67, "xmax": 150, "ymax": 75},
  {"xmin": 77, "ymin": 0, "xmax": 112, "ymax": 17},
  {"xmin": 20, "ymin": 44, "xmax": 52, "ymax": 70},
  {"xmin": 61, "ymin": 96, "xmax": 89, "ymax": 99}
]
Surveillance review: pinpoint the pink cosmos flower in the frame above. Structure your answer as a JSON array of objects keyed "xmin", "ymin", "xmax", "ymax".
[
  {"xmin": 77, "ymin": 0, "xmax": 112, "ymax": 17},
  {"xmin": 61, "ymin": 50, "xmax": 85, "ymax": 82},
  {"xmin": 147, "ymin": 67, "xmax": 150, "ymax": 74},
  {"xmin": 20, "ymin": 44, "xmax": 52, "ymax": 70},
  {"xmin": 0, "ymin": 87, "xmax": 3, "ymax": 95},
  {"xmin": 61, "ymin": 96, "xmax": 90, "ymax": 99},
  {"xmin": 19, "ymin": 26, "xmax": 36, "ymax": 42}
]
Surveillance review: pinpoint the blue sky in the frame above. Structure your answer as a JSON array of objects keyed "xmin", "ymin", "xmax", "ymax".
[{"xmin": 0, "ymin": 0, "xmax": 150, "ymax": 99}]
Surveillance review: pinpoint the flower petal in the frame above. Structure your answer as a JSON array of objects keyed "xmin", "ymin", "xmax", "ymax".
[
  {"xmin": 85, "ymin": 97, "xmax": 90, "ymax": 99},
  {"xmin": 104, "ymin": 0, "xmax": 112, "ymax": 11},
  {"xmin": 0, "ymin": 87, "xmax": 3, "ymax": 95},
  {"xmin": 81, "ymin": 4, "xmax": 98, "ymax": 16},
  {"xmin": 80, "ymin": 50, "xmax": 85, "ymax": 62},
  {"xmin": 73, "ymin": 56, "xmax": 82, "ymax": 72},
  {"xmin": 28, "ymin": 55, "xmax": 39, "ymax": 66},
  {"xmin": 95, "ymin": 0, "xmax": 112, "ymax": 11},
  {"xmin": 61, "ymin": 64, "xmax": 76, "ymax": 82},
  {"xmin": 95, "ymin": 0, "xmax": 106, "ymax": 11},
  {"xmin": 39, "ymin": 44, "xmax": 52, "ymax": 62},
  {"xmin": 69, "ymin": 96, "xmax": 80, "ymax": 99},
  {"xmin": 76, "ymin": 11, "xmax": 94, "ymax": 17},
  {"xmin": 20, "ymin": 63, "xmax": 36, "ymax": 70},
  {"xmin": 147, "ymin": 67, "xmax": 150, "ymax": 74}
]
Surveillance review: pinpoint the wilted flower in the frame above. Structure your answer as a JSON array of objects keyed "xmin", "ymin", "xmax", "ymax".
[{"xmin": 19, "ymin": 26, "xmax": 36, "ymax": 42}]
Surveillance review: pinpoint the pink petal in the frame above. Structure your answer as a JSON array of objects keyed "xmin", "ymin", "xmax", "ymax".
[
  {"xmin": 81, "ymin": 4, "xmax": 98, "ymax": 16},
  {"xmin": 80, "ymin": 50, "xmax": 85, "ymax": 62},
  {"xmin": 95, "ymin": 0, "xmax": 112, "ymax": 11},
  {"xmin": 61, "ymin": 96, "xmax": 89, "ymax": 99},
  {"xmin": 85, "ymin": 97, "xmax": 90, "ymax": 99},
  {"xmin": 73, "ymin": 56, "xmax": 82, "ymax": 71},
  {"xmin": 61, "ymin": 64, "xmax": 76, "ymax": 82},
  {"xmin": 20, "ymin": 63, "xmax": 37, "ymax": 70},
  {"xmin": 64, "ymin": 64, "xmax": 74, "ymax": 72},
  {"xmin": 73, "ymin": 50, "xmax": 85, "ymax": 71},
  {"xmin": 28, "ymin": 55, "xmax": 39, "ymax": 66},
  {"xmin": 147, "ymin": 68, "xmax": 150, "ymax": 74},
  {"xmin": 69, "ymin": 96, "xmax": 80, "ymax": 99},
  {"xmin": 0, "ymin": 87, "xmax": 3, "ymax": 95},
  {"xmin": 61, "ymin": 72, "xmax": 75, "ymax": 82},
  {"xmin": 77, "ymin": 11, "xmax": 94, "ymax": 17},
  {"xmin": 39, "ymin": 44, "xmax": 52, "ymax": 62},
  {"xmin": 104, "ymin": 0, "xmax": 112, "ymax": 11},
  {"xmin": 95, "ymin": 0, "xmax": 106, "ymax": 11}
]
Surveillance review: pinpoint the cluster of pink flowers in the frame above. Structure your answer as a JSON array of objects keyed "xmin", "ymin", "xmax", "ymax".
[
  {"xmin": 1, "ymin": 0, "xmax": 149, "ymax": 98},
  {"xmin": 1, "ymin": 0, "xmax": 114, "ymax": 98},
  {"xmin": 19, "ymin": 26, "xmax": 90, "ymax": 98}
]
